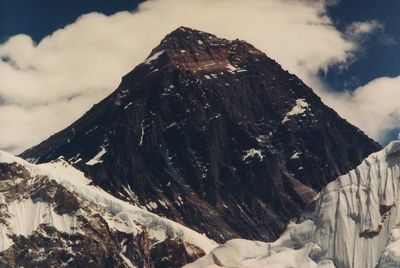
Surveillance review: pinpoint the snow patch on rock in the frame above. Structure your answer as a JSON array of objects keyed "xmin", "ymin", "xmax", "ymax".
[
  {"xmin": 226, "ymin": 63, "xmax": 247, "ymax": 73},
  {"xmin": 144, "ymin": 50, "xmax": 165, "ymax": 64},
  {"xmin": 291, "ymin": 151, "xmax": 301, "ymax": 159},
  {"xmin": 86, "ymin": 146, "xmax": 107, "ymax": 166},
  {"xmin": 283, "ymin": 99, "xmax": 310, "ymax": 123},
  {"xmin": 242, "ymin": 149, "xmax": 263, "ymax": 161}
]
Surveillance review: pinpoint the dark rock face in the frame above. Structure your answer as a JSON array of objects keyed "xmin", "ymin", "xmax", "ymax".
[
  {"xmin": 0, "ymin": 220, "xmax": 205, "ymax": 268},
  {"xmin": 0, "ymin": 224, "xmax": 127, "ymax": 268},
  {"xmin": 21, "ymin": 27, "xmax": 381, "ymax": 242},
  {"xmin": 54, "ymin": 188, "xmax": 80, "ymax": 215},
  {"xmin": 0, "ymin": 162, "xmax": 30, "ymax": 181}
]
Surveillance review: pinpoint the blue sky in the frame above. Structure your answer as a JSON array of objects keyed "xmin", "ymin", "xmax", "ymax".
[
  {"xmin": 0, "ymin": 0, "xmax": 399, "ymax": 152},
  {"xmin": 326, "ymin": 0, "xmax": 400, "ymax": 90},
  {"xmin": 0, "ymin": 0, "xmax": 142, "ymax": 42}
]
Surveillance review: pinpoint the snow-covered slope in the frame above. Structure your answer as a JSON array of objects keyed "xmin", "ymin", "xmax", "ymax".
[
  {"xmin": 0, "ymin": 150, "xmax": 216, "ymax": 267},
  {"xmin": 187, "ymin": 137, "xmax": 400, "ymax": 268},
  {"xmin": 185, "ymin": 239, "xmax": 335, "ymax": 268}
]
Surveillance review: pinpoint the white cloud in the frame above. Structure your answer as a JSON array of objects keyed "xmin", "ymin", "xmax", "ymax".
[
  {"xmin": 344, "ymin": 20, "xmax": 383, "ymax": 43},
  {"xmin": 323, "ymin": 76, "xmax": 400, "ymax": 141},
  {"xmin": 0, "ymin": 0, "xmax": 384, "ymax": 153},
  {"xmin": 0, "ymin": 94, "xmax": 104, "ymax": 152}
]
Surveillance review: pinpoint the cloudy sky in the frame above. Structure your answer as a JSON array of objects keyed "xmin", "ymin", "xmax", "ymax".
[{"xmin": 0, "ymin": 0, "xmax": 399, "ymax": 153}]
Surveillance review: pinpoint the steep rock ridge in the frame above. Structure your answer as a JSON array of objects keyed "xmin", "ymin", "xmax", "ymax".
[
  {"xmin": 0, "ymin": 151, "xmax": 215, "ymax": 267},
  {"xmin": 187, "ymin": 137, "xmax": 400, "ymax": 268},
  {"xmin": 21, "ymin": 27, "xmax": 381, "ymax": 242}
]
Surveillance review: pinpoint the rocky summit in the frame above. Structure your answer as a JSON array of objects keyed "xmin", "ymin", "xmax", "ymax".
[{"xmin": 21, "ymin": 27, "xmax": 381, "ymax": 243}]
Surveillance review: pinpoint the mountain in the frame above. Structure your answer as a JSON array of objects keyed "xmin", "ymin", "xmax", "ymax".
[
  {"xmin": 0, "ymin": 150, "xmax": 215, "ymax": 267},
  {"xmin": 21, "ymin": 27, "xmax": 381, "ymax": 243},
  {"xmin": 186, "ymin": 137, "xmax": 400, "ymax": 268}
]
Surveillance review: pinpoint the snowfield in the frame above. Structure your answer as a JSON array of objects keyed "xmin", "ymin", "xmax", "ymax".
[
  {"xmin": 187, "ymin": 137, "xmax": 400, "ymax": 268},
  {"xmin": 184, "ymin": 239, "xmax": 334, "ymax": 268}
]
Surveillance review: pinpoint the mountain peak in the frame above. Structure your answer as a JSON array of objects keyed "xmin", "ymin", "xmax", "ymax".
[
  {"xmin": 166, "ymin": 26, "xmax": 216, "ymax": 38},
  {"xmin": 144, "ymin": 26, "xmax": 218, "ymax": 60},
  {"xmin": 140, "ymin": 26, "xmax": 266, "ymax": 78},
  {"xmin": 21, "ymin": 27, "xmax": 381, "ymax": 244},
  {"xmin": 159, "ymin": 26, "xmax": 218, "ymax": 47}
]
